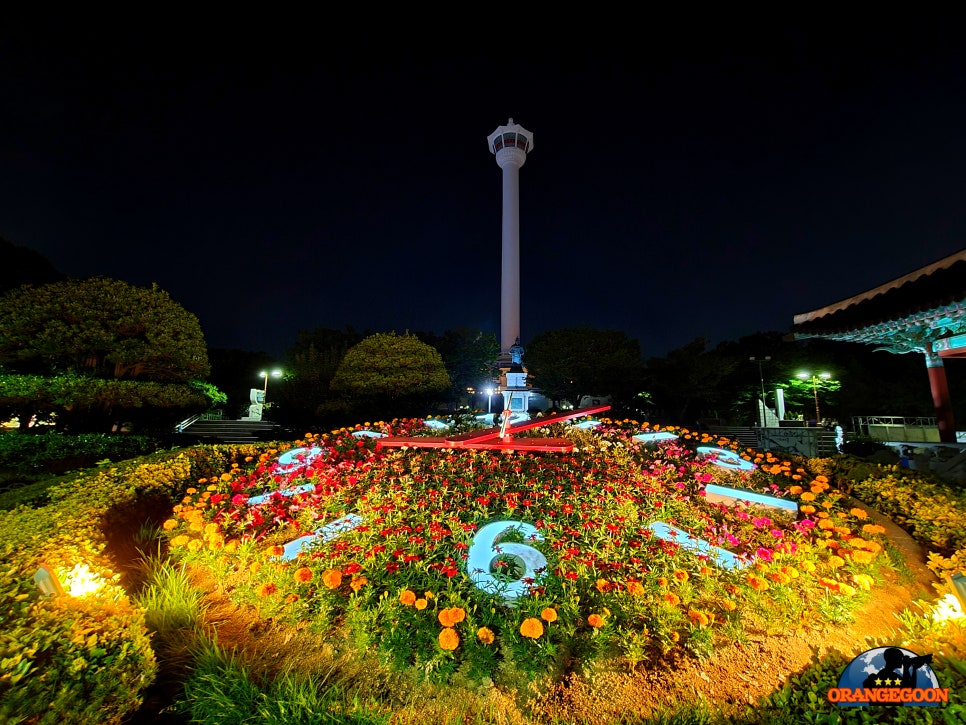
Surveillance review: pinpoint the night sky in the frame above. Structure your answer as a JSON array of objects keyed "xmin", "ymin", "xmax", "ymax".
[{"xmin": 3, "ymin": 20, "xmax": 966, "ymax": 362}]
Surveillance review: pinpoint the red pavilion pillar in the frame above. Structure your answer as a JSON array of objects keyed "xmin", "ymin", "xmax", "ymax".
[{"xmin": 926, "ymin": 347, "xmax": 956, "ymax": 443}]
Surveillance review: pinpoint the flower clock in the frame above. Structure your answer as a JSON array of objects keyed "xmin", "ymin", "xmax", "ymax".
[{"xmin": 164, "ymin": 418, "xmax": 891, "ymax": 685}]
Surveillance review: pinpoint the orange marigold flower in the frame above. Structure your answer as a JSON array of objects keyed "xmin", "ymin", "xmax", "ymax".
[
  {"xmin": 720, "ymin": 600, "xmax": 737, "ymax": 611},
  {"xmin": 285, "ymin": 593, "xmax": 300, "ymax": 604},
  {"xmin": 826, "ymin": 556, "xmax": 846, "ymax": 569},
  {"xmin": 187, "ymin": 539, "xmax": 203, "ymax": 552},
  {"xmin": 818, "ymin": 577, "xmax": 840, "ymax": 592},
  {"xmin": 596, "ymin": 579, "xmax": 611, "ymax": 593},
  {"xmin": 849, "ymin": 508, "xmax": 868, "ymax": 520},
  {"xmin": 862, "ymin": 524, "xmax": 886, "ymax": 535},
  {"xmin": 170, "ymin": 535, "xmax": 190, "ymax": 547},
  {"xmin": 414, "ymin": 598, "xmax": 428, "ymax": 610},
  {"xmin": 657, "ymin": 577, "xmax": 669, "ymax": 587},
  {"xmin": 837, "ymin": 583, "xmax": 857, "ymax": 597},
  {"xmin": 673, "ymin": 569, "xmax": 689, "ymax": 583},
  {"xmin": 438, "ymin": 627, "xmax": 460, "ymax": 651},
  {"xmin": 438, "ymin": 607, "xmax": 466, "ymax": 627},
  {"xmin": 225, "ymin": 540, "xmax": 239, "ymax": 553},
  {"xmin": 350, "ymin": 576, "xmax": 368, "ymax": 592},
  {"xmin": 268, "ymin": 545, "xmax": 285, "ymax": 557},
  {"xmin": 671, "ymin": 631, "xmax": 680, "ymax": 642},
  {"xmin": 294, "ymin": 567, "xmax": 314, "ymax": 583},
  {"xmin": 663, "ymin": 592, "xmax": 681, "ymax": 606},
  {"xmin": 258, "ymin": 583, "xmax": 277, "ymax": 597},
  {"xmin": 851, "ymin": 550, "xmax": 875, "ymax": 565},
  {"xmin": 399, "ymin": 590, "xmax": 417, "ymax": 606},
  {"xmin": 688, "ymin": 609, "xmax": 713, "ymax": 627},
  {"xmin": 800, "ymin": 505, "xmax": 816, "ymax": 514},
  {"xmin": 162, "ymin": 519, "xmax": 178, "ymax": 530},
  {"xmin": 746, "ymin": 574, "xmax": 770, "ymax": 591},
  {"xmin": 626, "ymin": 581, "xmax": 646, "ymax": 596},
  {"xmin": 520, "ymin": 617, "xmax": 545, "ymax": 638},
  {"xmin": 186, "ymin": 487, "xmax": 198, "ymax": 494},
  {"xmin": 768, "ymin": 571, "xmax": 791, "ymax": 584},
  {"xmin": 788, "ymin": 485, "xmax": 803, "ymax": 495},
  {"xmin": 322, "ymin": 569, "xmax": 342, "ymax": 589},
  {"xmin": 541, "ymin": 607, "xmax": 558, "ymax": 623},
  {"xmin": 800, "ymin": 492, "xmax": 816, "ymax": 502},
  {"xmin": 587, "ymin": 613, "xmax": 605, "ymax": 628},
  {"xmin": 477, "ymin": 627, "xmax": 495, "ymax": 645}
]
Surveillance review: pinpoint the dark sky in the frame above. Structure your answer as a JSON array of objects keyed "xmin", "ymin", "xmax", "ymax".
[{"xmin": 3, "ymin": 20, "xmax": 966, "ymax": 361}]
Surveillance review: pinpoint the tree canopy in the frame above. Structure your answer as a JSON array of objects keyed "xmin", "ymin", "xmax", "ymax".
[
  {"xmin": 330, "ymin": 332, "xmax": 450, "ymax": 417},
  {"xmin": 525, "ymin": 328, "xmax": 645, "ymax": 409},
  {"xmin": 0, "ymin": 277, "xmax": 210, "ymax": 381}
]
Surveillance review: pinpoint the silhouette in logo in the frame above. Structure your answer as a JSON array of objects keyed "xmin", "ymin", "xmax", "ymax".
[{"xmin": 861, "ymin": 647, "xmax": 932, "ymax": 689}]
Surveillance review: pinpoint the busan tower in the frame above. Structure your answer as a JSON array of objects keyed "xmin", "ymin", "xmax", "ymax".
[
  {"xmin": 487, "ymin": 118, "xmax": 534, "ymax": 420},
  {"xmin": 487, "ymin": 118, "xmax": 534, "ymax": 367}
]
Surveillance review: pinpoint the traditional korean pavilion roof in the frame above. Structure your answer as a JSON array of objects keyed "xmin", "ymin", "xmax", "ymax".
[{"xmin": 790, "ymin": 248, "xmax": 966, "ymax": 358}]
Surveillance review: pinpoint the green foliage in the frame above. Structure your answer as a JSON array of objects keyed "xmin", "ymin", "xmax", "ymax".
[
  {"xmin": 0, "ymin": 430, "xmax": 166, "ymax": 471},
  {"xmin": 0, "ymin": 373, "xmax": 211, "ymax": 427},
  {"xmin": 645, "ymin": 338, "xmax": 740, "ymax": 422},
  {"xmin": 416, "ymin": 328, "xmax": 500, "ymax": 408},
  {"xmin": 0, "ymin": 276, "xmax": 210, "ymax": 381},
  {"xmin": 331, "ymin": 332, "xmax": 450, "ymax": 415},
  {"xmin": 525, "ymin": 327, "xmax": 645, "ymax": 408},
  {"xmin": 176, "ymin": 639, "xmax": 392, "ymax": 724}
]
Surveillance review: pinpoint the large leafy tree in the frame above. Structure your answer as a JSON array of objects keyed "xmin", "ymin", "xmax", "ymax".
[
  {"xmin": 0, "ymin": 277, "xmax": 216, "ymax": 430},
  {"xmin": 0, "ymin": 277, "xmax": 210, "ymax": 380},
  {"xmin": 0, "ymin": 237, "xmax": 64, "ymax": 295},
  {"xmin": 416, "ymin": 328, "xmax": 499, "ymax": 410},
  {"xmin": 525, "ymin": 328, "xmax": 646, "ymax": 410},
  {"xmin": 330, "ymin": 332, "xmax": 450, "ymax": 418},
  {"xmin": 645, "ymin": 337, "xmax": 740, "ymax": 424}
]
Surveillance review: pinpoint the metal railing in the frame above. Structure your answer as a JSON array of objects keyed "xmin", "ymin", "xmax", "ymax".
[{"xmin": 851, "ymin": 416, "xmax": 940, "ymax": 443}]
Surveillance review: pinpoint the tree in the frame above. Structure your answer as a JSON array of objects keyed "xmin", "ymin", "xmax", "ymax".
[
  {"xmin": 0, "ymin": 277, "xmax": 210, "ymax": 380},
  {"xmin": 0, "ymin": 277, "xmax": 216, "ymax": 431},
  {"xmin": 416, "ymin": 328, "xmax": 499, "ymax": 410},
  {"xmin": 330, "ymin": 332, "xmax": 450, "ymax": 418},
  {"xmin": 525, "ymin": 328, "xmax": 646, "ymax": 410},
  {"xmin": 645, "ymin": 337, "xmax": 739, "ymax": 424}
]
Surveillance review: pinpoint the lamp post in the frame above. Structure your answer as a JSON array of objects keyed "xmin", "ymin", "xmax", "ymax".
[
  {"xmin": 797, "ymin": 371, "xmax": 830, "ymax": 425},
  {"xmin": 260, "ymin": 369, "xmax": 282, "ymax": 407},
  {"xmin": 484, "ymin": 387, "xmax": 494, "ymax": 413},
  {"xmin": 749, "ymin": 356, "xmax": 771, "ymax": 426}
]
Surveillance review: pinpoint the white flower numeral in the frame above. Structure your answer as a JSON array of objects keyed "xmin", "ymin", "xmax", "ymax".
[{"xmin": 466, "ymin": 520, "xmax": 548, "ymax": 604}]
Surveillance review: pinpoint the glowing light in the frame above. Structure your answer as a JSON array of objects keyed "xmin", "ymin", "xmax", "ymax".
[
  {"xmin": 696, "ymin": 446, "xmax": 756, "ymax": 471},
  {"xmin": 633, "ymin": 431, "xmax": 679, "ymax": 443},
  {"xmin": 705, "ymin": 483, "xmax": 798, "ymax": 513},
  {"xmin": 62, "ymin": 563, "xmax": 105, "ymax": 597},
  {"xmin": 932, "ymin": 592, "xmax": 965, "ymax": 622},
  {"xmin": 649, "ymin": 521, "xmax": 747, "ymax": 570},
  {"xmin": 275, "ymin": 446, "xmax": 325, "ymax": 472}
]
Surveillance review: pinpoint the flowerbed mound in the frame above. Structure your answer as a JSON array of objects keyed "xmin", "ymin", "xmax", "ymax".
[{"xmin": 162, "ymin": 418, "xmax": 895, "ymax": 687}]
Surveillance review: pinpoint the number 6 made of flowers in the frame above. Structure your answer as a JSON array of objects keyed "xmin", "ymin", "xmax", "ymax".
[{"xmin": 466, "ymin": 520, "xmax": 548, "ymax": 604}]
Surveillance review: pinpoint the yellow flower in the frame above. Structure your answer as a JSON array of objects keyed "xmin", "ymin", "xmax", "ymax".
[
  {"xmin": 673, "ymin": 569, "xmax": 689, "ymax": 583},
  {"xmin": 596, "ymin": 579, "xmax": 611, "ymax": 593},
  {"xmin": 862, "ymin": 524, "xmax": 886, "ymax": 535},
  {"xmin": 826, "ymin": 556, "xmax": 846, "ymax": 569},
  {"xmin": 800, "ymin": 492, "xmax": 816, "ymax": 502},
  {"xmin": 849, "ymin": 508, "xmax": 868, "ymax": 520},
  {"xmin": 587, "ymin": 613, "xmax": 605, "ymax": 628},
  {"xmin": 350, "ymin": 576, "xmax": 368, "ymax": 592},
  {"xmin": 414, "ymin": 598, "xmax": 428, "ymax": 610},
  {"xmin": 541, "ymin": 607, "xmax": 558, "ymax": 622},
  {"xmin": 477, "ymin": 627, "xmax": 495, "ymax": 645},
  {"xmin": 626, "ymin": 581, "xmax": 646, "ymax": 596},
  {"xmin": 720, "ymin": 600, "xmax": 737, "ymax": 611},
  {"xmin": 186, "ymin": 539, "xmax": 202, "ymax": 552},
  {"xmin": 438, "ymin": 627, "xmax": 460, "ymax": 650},
  {"xmin": 850, "ymin": 550, "xmax": 875, "ymax": 565},
  {"xmin": 520, "ymin": 617, "xmax": 545, "ymax": 638},
  {"xmin": 853, "ymin": 573, "xmax": 875, "ymax": 591},
  {"xmin": 800, "ymin": 505, "xmax": 816, "ymax": 514},
  {"xmin": 162, "ymin": 519, "xmax": 178, "ymax": 530},
  {"xmin": 321, "ymin": 569, "xmax": 342, "ymax": 589},
  {"xmin": 399, "ymin": 590, "xmax": 416, "ymax": 606},
  {"xmin": 170, "ymin": 535, "xmax": 190, "ymax": 547},
  {"xmin": 663, "ymin": 592, "xmax": 681, "ymax": 606}
]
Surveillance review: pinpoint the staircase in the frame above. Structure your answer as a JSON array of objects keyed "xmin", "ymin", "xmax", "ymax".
[{"xmin": 174, "ymin": 418, "xmax": 284, "ymax": 444}]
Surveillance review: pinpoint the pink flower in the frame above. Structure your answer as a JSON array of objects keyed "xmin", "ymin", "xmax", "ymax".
[{"xmin": 755, "ymin": 547, "xmax": 774, "ymax": 562}]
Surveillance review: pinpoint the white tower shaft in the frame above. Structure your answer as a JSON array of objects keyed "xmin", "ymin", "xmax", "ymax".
[{"xmin": 487, "ymin": 119, "xmax": 533, "ymax": 359}]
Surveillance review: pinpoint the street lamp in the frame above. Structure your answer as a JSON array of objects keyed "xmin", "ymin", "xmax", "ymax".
[
  {"xmin": 259, "ymin": 369, "xmax": 283, "ymax": 406},
  {"xmin": 797, "ymin": 371, "xmax": 830, "ymax": 425},
  {"xmin": 484, "ymin": 387, "xmax": 494, "ymax": 413}
]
